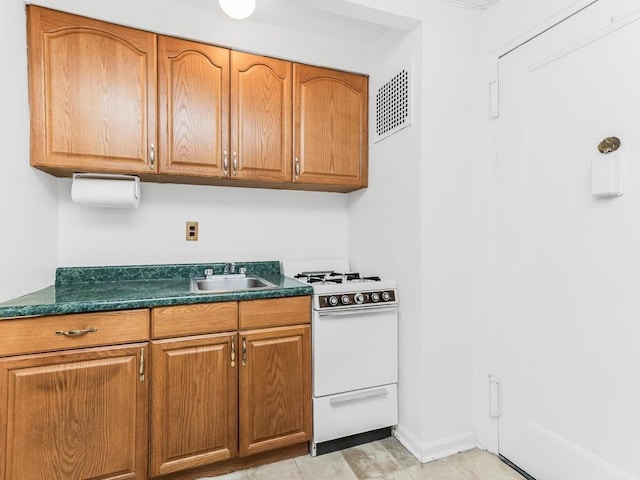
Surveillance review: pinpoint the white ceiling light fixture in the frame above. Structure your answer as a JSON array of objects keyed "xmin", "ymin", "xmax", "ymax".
[{"xmin": 219, "ymin": 0, "xmax": 256, "ymax": 19}]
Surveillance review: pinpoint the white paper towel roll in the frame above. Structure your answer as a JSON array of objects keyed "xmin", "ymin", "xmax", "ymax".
[{"xmin": 71, "ymin": 174, "xmax": 141, "ymax": 208}]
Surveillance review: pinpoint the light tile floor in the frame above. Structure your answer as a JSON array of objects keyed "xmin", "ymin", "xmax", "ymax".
[{"xmin": 200, "ymin": 438, "xmax": 526, "ymax": 480}]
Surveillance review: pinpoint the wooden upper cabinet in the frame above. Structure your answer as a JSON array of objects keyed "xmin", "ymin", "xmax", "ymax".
[
  {"xmin": 158, "ymin": 36, "xmax": 230, "ymax": 177},
  {"xmin": 294, "ymin": 64, "xmax": 368, "ymax": 191},
  {"xmin": 28, "ymin": 6, "xmax": 157, "ymax": 175},
  {"xmin": 27, "ymin": 7, "xmax": 369, "ymax": 192},
  {"xmin": 231, "ymin": 52, "xmax": 292, "ymax": 183}
]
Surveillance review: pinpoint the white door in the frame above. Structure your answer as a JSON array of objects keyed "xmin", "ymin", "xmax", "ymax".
[{"xmin": 496, "ymin": 1, "xmax": 640, "ymax": 479}]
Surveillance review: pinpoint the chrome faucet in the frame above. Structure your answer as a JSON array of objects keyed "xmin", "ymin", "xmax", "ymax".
[
  {"xmin": 204, "ymin": 268, "xmax": 214, "ymax": 278},
  {"xmin": 223, "ymin": 262, "xmax": 236, "ymax": 275}
]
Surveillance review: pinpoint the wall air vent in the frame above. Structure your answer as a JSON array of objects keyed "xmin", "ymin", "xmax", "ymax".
[{"xmin": 375, "ymin": 68, "xmax": 411, "ymax": 143}]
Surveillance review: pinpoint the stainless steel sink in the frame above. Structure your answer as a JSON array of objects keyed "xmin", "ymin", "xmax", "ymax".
[{"xmin": 190, "ymin": 275, "xmax": 277, "ymax": 294}]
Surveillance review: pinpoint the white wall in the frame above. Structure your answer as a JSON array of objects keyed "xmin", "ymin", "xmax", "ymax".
[
  {"xmin": 419, "ymin": 1, "xmax": 481, "ymax": 458},
  {"xmin": 350, "ymin": 0, "xmax": 482, "ymax": 462},
  {"xmin": 349, "ymin": 24, "xmax": 425, "ymax": 455},
  {"xmin": 58, "ymin": 181, "xmax": 348, "ymax": 266},
  {"xmin": 0, "ymin": 0, "xmax": 58, "ymax": 302}
]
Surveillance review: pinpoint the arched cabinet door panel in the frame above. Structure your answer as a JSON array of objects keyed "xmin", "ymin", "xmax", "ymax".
[
  {"xmin": 230, "ymin": 51, "xmax": 292, "ymax": 183},
  {"xmin": 28, "ymin": 6, "xmax": 157, "ymax": 175},
  {"xmin": 158, "ymin": 36, "xmax": 230, "ymax": 178},
  {"xmin": 293, "ymin": 64, "xmax": 368, "ymax": 190}
]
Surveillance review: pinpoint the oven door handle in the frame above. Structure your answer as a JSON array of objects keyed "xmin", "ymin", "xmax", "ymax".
[
  {"xmin": 329, "ymin": 388, "xmax": 390, "ymax": 406},
  {"xmin": 317, "ymin": 305, "xmax": 398, "ymax": 317}
]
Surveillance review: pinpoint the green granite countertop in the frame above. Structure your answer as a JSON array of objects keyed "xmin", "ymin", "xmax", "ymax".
[{"xmin": 0, "ymin": 261, "xmax": 312, "ymax": 319}]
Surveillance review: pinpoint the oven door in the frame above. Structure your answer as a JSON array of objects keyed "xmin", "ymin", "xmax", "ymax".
[{"xmin": 312, "ymin": 305, "xmax": 398, "ymax": 397}]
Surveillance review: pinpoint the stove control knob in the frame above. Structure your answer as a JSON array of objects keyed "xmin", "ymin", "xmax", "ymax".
[
  {"xmin": 354, "ymin": 293, "xmax": 365, "ymax": 304},
  {"xmin": 371, "ymin": 292, "xmax": 380, "ymax": 303},
  {"xmin": 341, "ymin": 295, "xmax": 351, "ymax": 305},
  {"xmin": 329, "ymin": 296, "xmax": 339, "ymax": 306},
  {"xmin": 382, "ymin": 291, "xmax": 391, "ymax": 302}
]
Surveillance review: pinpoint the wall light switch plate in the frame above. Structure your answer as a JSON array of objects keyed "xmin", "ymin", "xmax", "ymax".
[{"xmin": 186, "ymin": 221, "xmax": 199, "ymax": 241}]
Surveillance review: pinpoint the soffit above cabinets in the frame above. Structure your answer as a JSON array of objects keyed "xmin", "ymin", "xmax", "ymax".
[
  {"xmin": 171, "ymin": 0, "xmax": 395, "ymax": 44},
  {"xmin": 172, "ymin": 0, "xmax": 494, "ymax": 41}
]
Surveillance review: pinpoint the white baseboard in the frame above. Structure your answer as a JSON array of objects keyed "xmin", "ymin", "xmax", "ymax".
[{"xmin": 394, "ymin": 425, "xmax": 478, "ymax": 463}]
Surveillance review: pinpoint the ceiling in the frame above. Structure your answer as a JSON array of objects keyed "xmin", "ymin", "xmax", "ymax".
[
  {"xmin": 170, "ymin": 0, "xmax": 411, "ymax": 45},
  {"xmin": 441, "ymin": 0, "xmax": 499, "ymax": 9},
  {"xmin": 171, "ymin": 0, "xmax": 498, "ymax": 44}
]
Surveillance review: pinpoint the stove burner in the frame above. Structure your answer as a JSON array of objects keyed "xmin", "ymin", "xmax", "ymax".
[
  {"xmin": 295, "ymin": 271, "xmax": 381, "ymax": 284},
  {"xmin": 308, "ymin": 276, "xmax": 342, "ymax": 284},
  {"xmin": 345, "ymin": 273, "xmax": 381, "ymax": 282}
]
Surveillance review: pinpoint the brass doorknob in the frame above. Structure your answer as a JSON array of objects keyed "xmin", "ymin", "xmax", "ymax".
[{"xmin": 598, "ymin": 137, "xmax": 621, "ymax": 154}]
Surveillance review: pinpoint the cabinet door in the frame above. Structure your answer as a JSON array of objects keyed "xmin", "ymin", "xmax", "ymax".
[
  {"xmin": 150, "ymin": 334, "xmax": 237, "ymax": 476},
  {"xmin": 28, "ymin": 6, "xmax": 157, "ymax": 175},
  {"xmin": 231, "ymin": 52, "xmax": 292, "ymax": 183},
  {"xmin": 293, "ymin": 64, "xmax": 368, "ymax": 191},
  {"xmin": 0, "ymin": 344, "xmax": 148, "ymax": 480},
  {"xmin": 239, "ymin": 325, "xmax": 311, "ymax": 457},
  {"xmin": 158, "ymin": 36, "xmax": 230, "ymax": 177}
]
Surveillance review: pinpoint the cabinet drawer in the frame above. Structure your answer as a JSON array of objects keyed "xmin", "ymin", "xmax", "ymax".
[
  {"xmin": 313, "ymin": 383, "xmax": 397, "ymax": 444},
  {"xmin": 152, "ymin": 302, "xmax": 238, "ymax": 339},
  {"xmin": 0, "ymin": 309, "xmax": 150, "ymax": 357},
  {"xmin": 239, "ymin": 296, "xmax": 311, "ymax": 330}
]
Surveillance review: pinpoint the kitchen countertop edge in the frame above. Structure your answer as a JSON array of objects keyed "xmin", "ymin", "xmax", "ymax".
[{"xmin": 0, "ymin": 274, "xmax": 313, "ymax": 320}]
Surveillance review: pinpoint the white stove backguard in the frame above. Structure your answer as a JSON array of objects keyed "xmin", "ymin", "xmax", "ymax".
[{"xmin": 281, "ymin": 258, "xmax": 351, "ymax": 278}]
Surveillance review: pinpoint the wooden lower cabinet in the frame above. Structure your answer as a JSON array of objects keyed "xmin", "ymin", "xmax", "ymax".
[
  {"xmin": 150, "ymin": 334, "xmax": 238, "ymax": 477},
  {"xmin": 0, "ymin": 343, "xmax": 148, "ymax": 480},
  {"xmin": 0, "ymin": 297, "xmax": 311, "ymax": 479},
  {"xmin": 149, "ymin": 297, "xmax": 311, "ymax": 478},
  {"xmin": 239, "ymin": 325, "xmax": 312, "ymax": 457}
]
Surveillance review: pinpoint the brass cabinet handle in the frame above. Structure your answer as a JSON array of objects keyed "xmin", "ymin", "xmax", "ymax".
[
  {"xmin": 139, "ymin": 348, "xmax": 145, "ymax": 382},
  {"xmin": 230, "ymin": 336, "xmax": 236, "ymax": 368},
  {"xmin": 223, "ymin": 150, "xmax": 228, "ymax": 175},
  {"xmin": 55, "ymin": 327, "xmax": 98, "ymax": 337},
  {"xmin": 233, "ymin": 152, "xmax": 238, "ymax": 176},
  {"xmin": 295, "ymin": 157, "xmax": 300, "ymax": 179},
  {"xmin": 242, "ymin": 337, "xmax": 247, "ymax": 366},
  {"xmin": 150, "ymin": 143, "xmax": 155, "ymax": 170}
]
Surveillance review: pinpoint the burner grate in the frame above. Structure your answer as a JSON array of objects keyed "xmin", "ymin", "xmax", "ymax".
[{"xmin": 294, "ymin": 271, "xmax": 382, "ymax": 285}]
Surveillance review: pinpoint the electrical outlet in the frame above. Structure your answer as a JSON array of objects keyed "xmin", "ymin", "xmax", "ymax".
[{"xmin": 186, "ymin": 221, "xmax": 199, "ymax": 241}]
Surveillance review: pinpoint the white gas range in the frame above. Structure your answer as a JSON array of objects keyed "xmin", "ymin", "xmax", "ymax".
[{"xmin": 282, "ymin": 259, "xmax": 398, "ymax": 456}]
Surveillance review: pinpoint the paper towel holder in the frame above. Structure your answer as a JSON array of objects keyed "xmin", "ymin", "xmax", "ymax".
[
  {"xmin": 71, "ymin": 173, "xmax": 141, "ymax": 207},
  {"xmin": 73, "ymin": 172, "xmax": 140, "ymax": 184}
]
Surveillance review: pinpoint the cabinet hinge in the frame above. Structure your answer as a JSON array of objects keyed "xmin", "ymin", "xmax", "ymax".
[
  {"xmin": 139, "ymin": 348, "xmax": 145, "ymax": 382},
  {"xmin": 489, "ymin": 374, "xmax": 501, "ymax": 417},
  {"xmin": 489, "ymin": 80, "xmax": 500, "ymax": 119}
]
